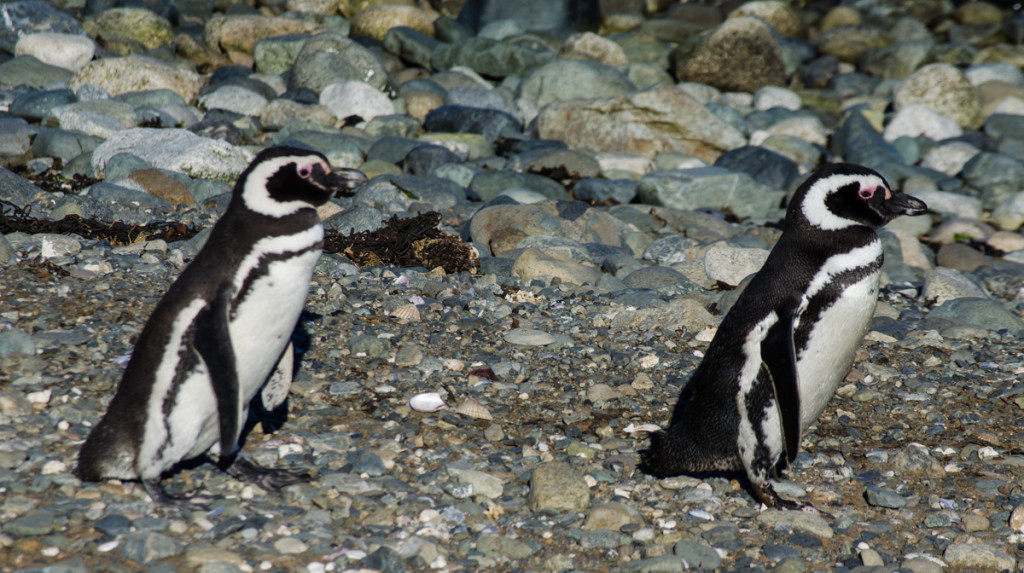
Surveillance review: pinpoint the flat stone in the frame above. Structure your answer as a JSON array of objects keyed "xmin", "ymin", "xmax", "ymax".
[
  {"xmin": 503, "ymin": 328, "xmax": 556, "ymax": 347},
  {"xmin": 757, "ymin": 509, "xmax": 834, "ymax": 539},
  {"xmin": 92, "ymin": 128, "xmax": 252, "ymax": 182},
  {"xmin": 943, "ymin": 543, "xmax": 1016, "ymax": 570},
  {"xmin": 865, "ymin": 484, "xmax": 907, "ymax": 508},
  {"xmin": 69, "ymin": 55, "xmax": 202, "ymax": 102},
  {"xmin": 528, "ymin": 461, "xmax": 590, "ymax": 513}
]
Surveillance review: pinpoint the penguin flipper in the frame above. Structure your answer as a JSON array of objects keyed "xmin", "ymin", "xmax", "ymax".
[
  {"xmin": 193, "ymin": 284, "xmax": 242, "ymax": 456},
  {"xmin": 761, "ymin": 316, "xmax": 801, "ymax": 464}
]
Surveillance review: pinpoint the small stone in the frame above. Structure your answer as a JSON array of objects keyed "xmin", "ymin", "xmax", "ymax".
[
  {"xmin": 121, "ymin": 531, "xmax": 180, "ymax": 564},
  {"xmin": 962, "ymin": 512, "xmax": 990, "ymax": 531},
  {"xmin": 865, "ymin": 484, "xmax": 906, "ymax": 509},
  {"xmin": 503, "ymin": 328, "xmax": 556, "ymax": 347},
  {"xmin": 528, "ymin": 461, "xmax": 590, "ymax": 513},
  {"xmin": 943, "ymin": 543, "xmax": 1016, "ymax": 570},
  {"xmin": 273, "ymin": 536, "xmax": 308, "ymax": 555},
  {"xmin": 3, "ymin": 511, "xmax": 55, "ymax": 537},
  {"xmin": 582, "ymin": 502, "xmax": 642, "ymax": 531},
  {"xmin": 757, "ymin": 510, "xmax": 833, "ymax": 539},
  {"xmin": 449, "ymin": 468, "xmax": 504, "ymax": 499},
  {"xmin": 476, "ymin": 534, "xmax": 536, "ymax": 560},
  {"xmin": 1007, "ymin": 503, "xmax": 1024, "ymax": 533},
  {"xmin": 673, "ymin": 539, "xmax": 720, "ymax": 569}
]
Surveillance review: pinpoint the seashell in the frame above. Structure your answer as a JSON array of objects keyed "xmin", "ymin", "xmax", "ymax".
[
  {"xmin": 390, "ymin": 304, "xmax": 421, "ymax": 321},
  {"xmin": 409, "ymin": 392, "xmax": 445, "ymax": 412},
  {"xmin": 454, "ymin": 398, "xmax": 493, "ymax": 420}
]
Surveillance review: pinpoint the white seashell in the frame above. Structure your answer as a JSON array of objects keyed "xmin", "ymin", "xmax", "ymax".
[
  {"xmin": 409, "ymin": 392, "xmax": 445, "ymax": 412},
  {"xmin": 623, "ymin": 423, "xmax": 662, "ymax": 434},
  {"xmin": 639, "ymin": 354, "xmax": 659, "ymax": 369},
  {"xmin": 442, "ymin": 358, "xmax": 465, "ymax": 371},
  {"xmin": 390, "ymin": 304, "xmax": 421, "ymax": 320},
  {"xmin": 454, "ymin": 398, "xmax": 493, "ymax": 420}
]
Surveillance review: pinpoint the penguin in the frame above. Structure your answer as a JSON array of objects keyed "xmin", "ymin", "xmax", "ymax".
[
  {"xmin": 641, "ymin": 163, "xmax": 928, "ymax": 511},
  {"xmin": 77, "ymin": 146, "xmax": 366, "ymax": 503}
]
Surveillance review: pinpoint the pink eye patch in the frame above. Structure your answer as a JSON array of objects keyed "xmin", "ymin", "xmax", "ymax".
[
  {"xmin": 859, "ymin": 186, "xmax": 890, "ymax": 200},
  {"xmin": 297, "ymin": 163, "xmax": 316, "ymax": 178}
]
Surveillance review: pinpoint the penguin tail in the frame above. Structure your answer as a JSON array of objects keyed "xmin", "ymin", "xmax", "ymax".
[{"xmin": 640, "ymin": 424, "xmax": 741, "ymax": 477}]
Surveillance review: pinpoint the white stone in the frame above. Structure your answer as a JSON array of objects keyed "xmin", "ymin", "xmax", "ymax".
[
  {"xmin": 761, "ymin": 115, "xmax": 828, "ymax": 146},
  {"xmin": 15, "ymin": 32, "xmax": 95, "ymax": 72},
  {"xmin": 921, "ymin": 268, "xmax": 988, "ymax": 304},
  {"xmin": 703, "ymin": 243, "xmax": 768, "ymax": 286},
  {"xmin": 320, "ymin": 81, "xmax": 394, "ymax": 125},
  {"xmin": 883, "ymin": 104, "xmax": 962, "ymax": 142},
  {"xmin": 199, "ymin": 85, "xmax": 269, "ymax": 116},
  {"xmin": 92, "ymin": 128, "xmax": 253, "ymax": 182},
  {"xmin": 676, "ymin": 82, "xmax": 724, "ymax": 104},
  {"xmin": 45, "ymin": 101, "xmax": 136, "ymax": 138},
  {"xmin": 409, "ymin": 392, "xmax": 445, "ymax": 412},
  {"xmin": 752, "ymin": 86, "xmax": 802, "ymax": 111},
  {"xmin": 964, "ymin": 62, "xmax": 1024, "ymax": 87},
  {"xmin": 595, "ymin": 152, "xmax": 654, "ymax": 178},
  {"xmin": 40, "ymin": 234, "xmax": 82, "ymax": 258},
  {"xmin": 920, "ymin": 141, "xmax": 980, "ymax": 176},
  {"xmin": 992, "ymin": 191, "xmax": 1024, "ymax": 231},
  {"xmin": 909, "ymin": 190, "xmax": 982, "ymax": 219}
]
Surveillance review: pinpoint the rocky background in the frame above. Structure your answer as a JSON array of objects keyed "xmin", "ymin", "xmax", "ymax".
[{"xmin": 2, "ymin": 0, "xmax": 1024, "ymax": 571}]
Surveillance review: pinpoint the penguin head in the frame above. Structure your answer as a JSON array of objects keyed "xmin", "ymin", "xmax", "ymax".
[
  {"xmin": 792, "ymin": 163, "xmax": 928, "ymax": 231},
  {"xmin": 236, "ymin": 146, "xmax": 367, "ymax": 217}
]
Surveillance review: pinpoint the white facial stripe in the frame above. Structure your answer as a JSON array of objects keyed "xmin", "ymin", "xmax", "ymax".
[
  {"xmin": 802, "ymin": 173, "xmax": 887, "ymax": 230},
  {"xmin": 139, "ymin": 297, "xmax": 207, "ymax": 476},
  {"xmin": 805, "ymin": 241, "xmax": 882, "ymax": 299},
  {"xmin": 233, "ymin": 225, "xmax": 325, "ymax": 293},
  {"xmin": 241, "ymin": 155, "xmax": 328, "ymax": 217}
]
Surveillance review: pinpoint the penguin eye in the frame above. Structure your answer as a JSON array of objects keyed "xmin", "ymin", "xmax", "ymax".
[
  {"xmin": 858, "ymin": 187, "xmax": 875, "ymax": 200},
  {"xmin": 297, "ymin": 164, "xmax": 314, "ymax": 178}
]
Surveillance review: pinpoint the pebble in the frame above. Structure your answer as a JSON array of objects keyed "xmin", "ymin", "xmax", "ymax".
[{"xmin": 528, "ymin": 461, "xmax": 590, "ymax": 513}]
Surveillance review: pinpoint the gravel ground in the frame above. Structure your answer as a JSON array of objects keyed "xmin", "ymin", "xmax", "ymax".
[{"xmin": 1, "ymin": 227, "xmax": 1024, "ymax": 572}]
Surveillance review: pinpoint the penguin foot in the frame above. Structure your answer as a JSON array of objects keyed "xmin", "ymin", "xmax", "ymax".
[
  {"xmin": 226, "ymin": 457, "xmax": 311, "ymax": 489},
  {"xmin": 142, "ymin": 479, "xmax": 212, "ymax": 508},
  {"xmin": 754, "ymin": 482, "xmax": 829, "ymax": 517}
]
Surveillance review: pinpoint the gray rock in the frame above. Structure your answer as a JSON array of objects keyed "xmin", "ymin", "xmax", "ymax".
[
  {"xmin": 444, "ymin": 86, "xmax": 515, "ymax": 116},
  {"xmin": 9, "ymin": 88, "xmax": 76, "ymax": 122},
  {"xmin": 45, "ymin": 100, "xmax": 137, "ymax": 138},
  {"xmin": 324, "ymin": 205, "xmax": 386, "ymax": 234},
  {"xmin": 448, "ymin": 468, "xmax": 504, "ymax": 498},
  {"xmin": 0, "ymin": 117, "xmax": 35, "ymax": 156},
  {"xmin": 199, "ymin": 85, "xmax": 269, "ymax": 117},
  {"xmin": 2, "ymin": 510, "xmax": 54, "ymax": 536},
  {"xmin": 456, "ymin": 0, "xmax": 600, "ymax": 37},
  {"xmin": 911, "ymin": 189, "xmax": 981, "ymax": 220},
  {"xmin": 359, "ymin": 546, "xmax": 403, "ymax": 573},
  {"xmin": 703, "ymin": 243, "xmax": 769, "ymax": 286},
  {"xmin": 671, "ymin": 16, "xmax": 785, "ymax": 93},
  {"xmin": 517, "ymin": 58, "xmax": 634, "ymax": 109},
  {"xmin": 0, "ymin": 329, "xmax": 36, "ymax": 356},
  {"xmin": 31, "ymin": 127, "xmax": 104, "ymax": 163},
  {"xmin": 921, "ymin": 267, "xmax": 988, "ymax": 304},
  {"xmin": 383, "ymin": 26, "xmax": 439, "ymax": 71},
  {"xmin": 674, "ymin": 539, "xmax": 721, "ymax": 569},
  {"xmin": 0, "ymin": 55, "xmax": 74, "ymax": 88},
  {"xmin": 423, "ymin": 105, "xmax": 521, "ymax": 142},
  {"xmin": 579, "ymin": 529, "xmax": 626, "ymax": 549},
  {"xmin": 894, "ymin": 62, "xmax": 980, "ymax": 128},
  {"xmin": 943, "ymin": 543, "xmax": 1016, "ymax": 570},
  {"xmin": 574, "ymin": 178, "xmax": 637, "ymax": 205},
  {"xmin": 87, "ymin": 181, "xmax": 174, "ymax": 209},
  {"xmin": 714, "ymin": 145, "xmax": 798, "ymax": 191},
  {"xmin": 865, "ymin": 484, "xmax": 906, "ymax": 508},
  {"xmin": 535, "ymin": 84, "xmax": 744, "ymax": 163},
  {"xmin": 528, "ymin": 461, "xmax": 589, "ymax": 512},
  {"xmin": 859, "ymin": 40, "xmax": 932, "ymax": 80},
  {"xmin": 0, "ymin": 234, "xmax": 15, "ymax": 265},
  {"xmin": 0, "ymin": 1, "xmax": 86, "ymax": 54},
  {"xmin": 582, "ymin": 501, "xmax": 643, "ymax": 531},
  {"xmin": 512, "ymin": 248, "xmax": 602, "ymax": 285},
  {"xmin": 637, "ymin": 167, "xmax": 786, "ymax": 219},
  {"xmin": 69, "ymin": 55, "xmax": 202, "ymax": 103},
  {"xmin": 0, "ymin": 166, "xmax": 42, "ymax": 208},
  {"xmin": 290, "ymin": 32, "xmax": 388, "ymax": 93},
  {"xmin": 470, "ymin": 170, "xmax": 567, "ymax": 202},
  {"xmin": 403, "ymin": 145, "xmax": 462, "ymax": 176},
  {"xmin": 92, "ymin": 128, "xmax": 252, "ymax": 182},
  {"xmin": 321, "ymin": 81, "xmax": 393, "ymax": 124},
  {"xmin": 992, "ymin": 191, "xmax": 1024, "ymax": 231},
  {"xmin": 346, "ymin": 449, "xmax": 386, "ymax": 476},
  {"xmin": 503, "ymin": 328, "xmax": 556, "ymax": 346},
  {"xmin": 476, "ymin": 534, "xmax": 537, "ymax": 560},
  {"xmin": 253, "ymin": 34, "xmax": 311, "ymax": 75},
  {"xmin": 103, "ymin": 152, "xmax": 152, "ymax": 181},
  {"xmin": 927, "ymin": 297, "xmax": 1024, "ymax": 331},
  {"xmin": 121, "ymin": 531, "xmax": 180, "ymax": 564},
  {"xmin": 622, "ymin": 266, "xmax": 688, "ymax": 289},
  {"xmin": 624, "ymin": 555, "xmax": 684, "ymax": 573},
  {"xmin": 831, "ymin": 111, "xmax": 907, "ymax": 176},
  {"xmin": 641, "ymin": 235, "xmax": 704, "ymax": 266},
  {"xmin": 756, "ymin": 509, "xmax": 833, "ymax": 539},
  {"xmin": 347, "ymin": 334, "xmax": 390, "ymax": 358},
  {"xmin": 431, "ymin": 36, "xmax": 554, "ymax": 80}
]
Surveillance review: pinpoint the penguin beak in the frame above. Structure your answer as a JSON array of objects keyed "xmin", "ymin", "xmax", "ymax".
[
  {"xmin": 885, "ymin": 192, "xmax": 928, "ymax": 217},
  {"xmin": 328, "ymin": 167, "xmax": 367, "ymax": 198}
]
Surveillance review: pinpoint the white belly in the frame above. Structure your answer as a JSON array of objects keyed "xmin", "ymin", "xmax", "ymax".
[
  {"xmin": 229, "ymin": 249, "xmax": 319, "ymax": 402},
  {"xmin": 795, "ymin": 271, "xmax": 878, "ymax": 430}
]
